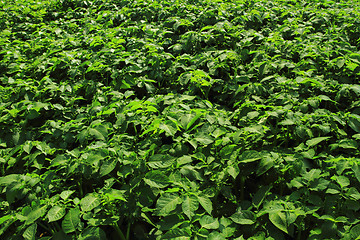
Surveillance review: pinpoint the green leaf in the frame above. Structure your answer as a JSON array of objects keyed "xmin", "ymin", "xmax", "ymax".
[
  {"xmin": 350, "ymin": 224, "xmax": 360, "ymax": 239},
  {"xmin": 301, "ymin": 149, "xmax": 315, "ymax": 159},
  {"xmin": 352, "ymin": 164, "xmax": 360, "ymax": 184},
  {"xmin": 89, "ymin": 125, "xmax": 108, "ymax": 141},
  {"xmin": 85, "ymin": 153, "xmax": 104, "ymax": 166},
  {"xmin": 148, "ymin": 154, "xmax": 175, "ymax": 169},
  {"xmin": 194, "ymin": 133, "xmax": 214, "ymax": 145},
  {"xmin": 349, "ymin": 53, "xmax": 360, "ymax": 65},
  {"xmin": 76, "ymin": 129, "xmax": 87, "ymax": 143},
  {"xmin": 268, "ymin": 211, "xmax": 288, "ymax": 234},
  {"xmin": 197, "ymin": 194, "xmax": 213, "ymax": 215},
  {"xmin": 306, "ymin": 137, "xmax": 330, "ymax": 147},
  {"xmin": 160, "ymin": 120, "xmax": 178, "ymax": 136},
  {"xmin": 319, "ymin": 215, "xmax": 340, "ymax": 222},
  {"xmin": 289, "ymin": 178, "xmax": 303, "ymax": 188},
  {"xmin": 347, "ymin": 187, "xmax": 360, "ymax": 200},
  {"xmin": 80, "ymin": 193, "xmax": 101, "ymax": 212},
  {"xmin": 188, "ymin": 139, "xmax": 198, "ymax": 149},
  {"xmin": 269, "ymin": 208, "xmax": 298, "ymax": 235},
  {"xmin": 104, "ymin": 189, "xmax": 126, "ymax": 202},
  {"xmin": 27, "ymin": 109, "xmax": 40, "ymax": 120},
  {"xmin": 199, "ymin": 215, "xmax": 219, "ymax": 229},
  {"xmin": 253, "ymin": 185, "xmax": 272, "ymax": 209},
  {"xmin": 161, "ymin": 228, "xmax": 191, "ymax": 239},
  {"xmin": 279, "ymin": 119, "xmax": 295, "ymax": 126},
  {"xmin": 303, "ymin": 169, "xmax": 322, "ymax": 182},
  {"xmin": 326, "ymin": 187, "xmax": 340, "ymax": 194},
  {"xmin": 182, "ymin": 195, "xmax": 199, "ymax": 219},
  {"xmin": 219, "ymin": 217, "xmax": 236, "ymax": 237},
  {"xmin": 353, "ymin": 133, "xmax": 360, "ymax": 139},
  {"xmin": 99, "ymin": 158, "xmax": 117, "ymax": 177},
  {"xmin": 79, "ymin": 227, "xmax": 107, "ymax": 240},
  {"xmin": 230, "ymin": 210, "xmax": 256, "ymax": 225},
  {"xmin": 176, "ymin": 155, "xmax": 193, "ymax": 167},
  {"xmin": 52, "ymin": 155, "xmax": 69, "ymax": 167},
  {"xmin": 256, "ymin": 155, "xmax": 274, "ymax": 176},
  {"xmin": 47, "ymin": 205, "xmax": 66, "ymax": 222},
  {"xmin": 0, "ymin": 215, "xmax": 15, "ymax": 236},
  {"xmin": 332, "ymin": 175, "xmax": 350, "ymax": 188},
  {"xmin": 227, "ymin": 165, "xmax": 240, "ymax": 179},
  {"xmin": 247, "ymin": 111, "xmax": 259, "ymax": 119},
  {"xmin": 115, "ymin": 113, "xmax": 126, "ymax": 128},
  {"xmin": 155, "ymin": 193, "xmax": 182, "ymax": 216},
  {"xmin": 180, "ymin": 165, "xmax": 204, "ymax": 181},
  {"xmin": 337, "ymin": 139, "xmax": 358, "ymax": 149},
  {"xmin": 234, "ymin": 236, "xmax": 246, "ymax": 240},
  {"xmin": 0, "ymin": 215, "xmax": 13, "ymax": 225},
  {"xmin": 336, "ymin": 57, "xmax": 345, "ymax": 68},
  {"xmin": 144, "ymin": 170, "xmax": 170, "ymax": 188},
  {"xmin": 0, "ymin": 174, "xmax": 20, "ymax": 186},
  {"xmin": 157, "ymin": 215, "xmax": 182, "ymax": 231},
  {"xmin": 219, "ymin": 145, "xmax": 236, "ymax": 160},
  {"xmin": 186, "ymin": 111, "xmax": 203, "ymax": 131},
  {"xmin": 209, "ymin": 231, "xmax": 226, "ymax": 240},
  {"xmin": 349, "ymin": 114, "xmax": 360, "ymax": 133},
  {"xmin": 211, "ymin": 127, "xmax": 227, "ymax": 138},
  {"xmin": 62, "ymin": 207, "xmax": 80, "ymax": 234},
  {"xmin": 60, "ymin": 190, "xmax": 75, "ymax": 200},
  {"xmin": 239, "ymin": 150, "xmax": 262, "ymax": 163},
  {"xmin": 350, "ymin": 85, "xmax": 360, "ymax": 95},
  {"xmin": 334, "ymin": 216, "xmax": 348, "ymax": 223},
  {"xmin": 23, "ymin": 223, "xmax": 37, "ymax": 240},
  {"xmin": 25, "ymin": 205, "xmax": 48, "ymax": 225},
  {"xmin": 259, "ymin": 61, "xmax": 269, "ymax": 74}
]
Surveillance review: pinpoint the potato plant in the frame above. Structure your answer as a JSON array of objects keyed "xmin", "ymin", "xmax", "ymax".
[{"xmin": 1, "ymin": 0, "xmax": 360, "ymax": 239}]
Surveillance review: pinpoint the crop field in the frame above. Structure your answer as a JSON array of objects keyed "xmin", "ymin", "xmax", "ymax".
[{"xmin": 1, "ymin": 0, "xmax": 360, "ymax": 239}]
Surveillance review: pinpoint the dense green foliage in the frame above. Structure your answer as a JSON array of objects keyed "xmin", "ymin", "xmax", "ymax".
[{"xmin": 1, "ymin": 0, "xmax": 360, "ymax": 239}]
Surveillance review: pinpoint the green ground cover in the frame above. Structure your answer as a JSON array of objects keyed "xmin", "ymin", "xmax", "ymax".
[{"xmin": 1, "ymin": 0, "xmax": 360, "ymax": 239}]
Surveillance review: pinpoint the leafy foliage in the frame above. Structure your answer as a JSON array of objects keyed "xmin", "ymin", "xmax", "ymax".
[{"xmin": 1, "ymin": 0, "xmax": 360, "ymax": 239}]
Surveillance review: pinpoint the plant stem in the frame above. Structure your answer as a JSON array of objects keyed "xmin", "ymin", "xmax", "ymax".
[
  {"xmin": 297, "ymin": 229, "xmax": 301, "ymax": 240},
  {"xmin": 78, "ymin": 176, "xmax": 83, "ymax": 198},
  {"xmin": 126, "ymin": 222, "xmax": 131, "ymax": 240},
  {"xmin": 113, "ymin": 223, "xmax": 127, "ymax": 240},
  {"xmin": 240, "ymin": 176, "xmax": 245, "ymax": 200},
  {"xmin": 54, "ymin": 222, "xmax": 61, "ymax": 232}
]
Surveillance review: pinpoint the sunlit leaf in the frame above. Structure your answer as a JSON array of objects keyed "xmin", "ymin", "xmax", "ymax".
[
  {"xmin": 199, "ymin": 215, "xmax": 219, "ymax": 229},
  {"xmin": 349, "ymin": 114, "xmax": 360, "ymax": 133},
  {"xmin": 25, "ymin": 205, "xmax": 47, "ymax": 225},
  {"xmin": 239, "ymin": 150, "xmax": 262, "ymax": 163},
  {"xmin": 144, "ymin": 170, "xmax": 170, "ymax": 188},
  {"xmin": 194, "ymin": 133, "xmax": 214, "ymax": 145},
  {"xmin": 159, "ymin": 120, "xmax": 178, "ymax": 136},
  {"xmin": 104, "ymin": 189, "xmax": 126, "ymax": 202},
  {"xmin": 99, "ymin": 158, "xmax": 117, "ymax": 176},
  {"xmin": 196, "ymin": 194, "xmax": 213, "ymax": 215},
  {"xmin": 23, "ymin": 223, "xmax": 37, "ymax": 240},
  {"xmin": 79, "ymin": 227, "xmax": 107, "ymax": 240},
  {"xmin": 230, "ymin": 210, "xmax": 256, "ymax": 225},
  {"xmin": 89, "ymin": 125, "xmax": 108, "ymax": 141},
  {"xmin": 306, "ymin": 137, "xmax": 330, "ymax": 147},
  {"xmin": 268, "ymin": 211, "xmax": 289, "ymax": 234},
  {"xmin": 48, "ymin": 205, "xmax": 66, "ymax": 222},
  {"xmin": 182, "ymin": 195, "xmax": 199, "ymax": 219},
  {"xmin": 155, "ymin": 193, "xmax": 182, "ymax": 216},
  {"xmin": 62, "ymin": 207, "xmax": 80, "ymax": 234},
  {"xmin": 80, "ymin": 193, "xmax": 101, "ymax": 212}
]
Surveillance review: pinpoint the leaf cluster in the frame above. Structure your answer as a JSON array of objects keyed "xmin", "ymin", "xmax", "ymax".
[{"xmin": 1, "ymin": 0, "xmax": 360, "ymax": 239}]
